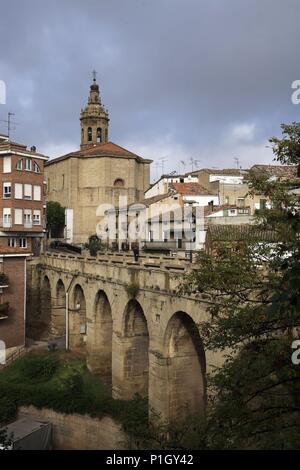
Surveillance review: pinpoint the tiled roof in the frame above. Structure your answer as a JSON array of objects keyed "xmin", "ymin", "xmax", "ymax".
[
  {"xmin": 206, "ymin": 224, "xmax": 280, "ymax": 243},
  {"xmin": 204, "ymin": 204, "xmax": 250, "ymax": 216},
  {"xmin": 250, "ymin": 164, "xmax": 298, "ymax": 178},
  {"xmin": 191, "ymin": 168, "xmax": 245, "ymax": 176},
  {"xmin": 169, "ymin": 182, "xmax": 217, "ymax": 195},
  {"xmin": 136, "ymin": 193, "xmax": 171, "ymax": 207},
  {"xmin": 46, "ymin": 141, "xmax": 152, "ymax": 165}
]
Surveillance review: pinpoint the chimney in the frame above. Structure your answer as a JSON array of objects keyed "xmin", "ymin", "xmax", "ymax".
[{"xmin": 208, "ymin": 200, "xmax": 214, "ymax": 213}]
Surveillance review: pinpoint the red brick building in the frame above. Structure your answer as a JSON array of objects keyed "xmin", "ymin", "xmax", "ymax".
[{"xmin": 0, "ymin": 135, "xmax": 48, "ymax": 356}]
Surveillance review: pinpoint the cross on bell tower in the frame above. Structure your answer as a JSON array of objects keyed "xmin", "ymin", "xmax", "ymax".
[{"xmin": 80, "ymin": 72, "xmax": 110, "ymax": 149}]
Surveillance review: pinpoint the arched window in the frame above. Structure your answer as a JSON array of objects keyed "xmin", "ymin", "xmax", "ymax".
[
  {"xmin": 88, "ymin": 127, "xmax": 92, "ymax": 142},
  {"xmin": 81, "ymin": 128, "xmax": 84, "ymax": 141},
  {"xmin": 114, "ymin": 178, "xmax": 125, "ymax": 188},
  {"xmin": 96, "ymin": 128, "xmax": 102, "ymax": 143}
]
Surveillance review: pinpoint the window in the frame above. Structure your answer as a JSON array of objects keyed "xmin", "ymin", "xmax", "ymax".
[
  {"xmin": 15, "ymin": 183, "xmax": 23, "ymax": 199},
  {"xmin": 237, "ymin": 198, "xmax": 245, "ymax": 208},
  {"xmin": 225, "ymin": 196, "xmax": 230, "ymax": 204},
  {"xmin": 3, "ymin": 182, "xmax": 11, "ymax": 199},
  {"xmin": 3, "ymin": 208, "xmax": 11, "ymax": 227},
  {"xmin": 25, "ymin": 158, "xmax": 31, "ymax": 171},
  {"xmin": 96, "ymin": 127, "xmax": 102, "ymax": 143},
  {"xmin": 88, "ymin": 127, "xmax": 92, "ymax": 142},
  {"xmin": 260, "ymin": 199, "xmax": 267, "ymax": 210},
  {"xmin": 14, "ymin": 209, "xmax": 22, "ymax": 225},
  {"xmin": 16, "ymin": 159, "xmax": 23, "ymax": 170},
  {"xmin": 19, "ymin": 238, "xmax": 27, "ymax": 249},
  {"xmin": 33, "ymin": 210, "xmax": 41, "ymax": 225},
  {"xmin": 33, "ymin": 185, "xmax": 41, "ymax": 201},
  {"xmin": 8, "ymin": 238, "xmax": 17, "ymax": 248},
  {"xmin": 33, "ymin": 162, "xmax": 40, "ymax": 173},
  {"xmin": 24, "ymin": 209, "xmax": 32, "ymax": 227},
  {"xmin": 3, "ymin": 156, "xmax": 11, "ymax": 173},
  {"xmin": 24, "ymin": 184, "xmax": 32, "ymax": 199},
  {"xmin": 113, "ymin": 178, "xmax": 125, "ymax": 188}
]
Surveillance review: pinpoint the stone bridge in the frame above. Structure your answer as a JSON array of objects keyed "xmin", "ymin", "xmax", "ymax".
[{"xmin": 27, "ymin": 251, "xmax": 224, "ymax": 424}]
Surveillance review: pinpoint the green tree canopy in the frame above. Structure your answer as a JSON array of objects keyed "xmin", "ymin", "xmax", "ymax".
[
  {"xmin": 46, "ymin": 201, "xmax": 65, "ymax": 238},
  {"xmin": 181, "ymin": 122, "xmax": 300, "ymax": 449}
]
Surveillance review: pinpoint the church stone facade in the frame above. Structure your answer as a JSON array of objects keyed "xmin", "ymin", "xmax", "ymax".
[{"xmin": 45, "ymin": 78, "xmax": 152, "ymax": 243}]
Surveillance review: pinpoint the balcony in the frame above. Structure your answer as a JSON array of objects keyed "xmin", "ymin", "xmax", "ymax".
[
  {"xmin": 0, "ymin": 218, "xmax": 12, "ymax": 229},
  {"xmin": 0, "ymin": 302, "xmax": 9, "ymax": 320},
  {"xmin": 24, "ymin": 221, "xmax": 33, "ymax": 229}
]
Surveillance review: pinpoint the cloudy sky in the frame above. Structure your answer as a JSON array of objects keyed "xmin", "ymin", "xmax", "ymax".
[{"xmin": 1, "ymin": 0, "xmax": 300, "ymax": 181}]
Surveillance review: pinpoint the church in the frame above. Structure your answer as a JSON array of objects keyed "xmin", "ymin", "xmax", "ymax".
[{"xmin": 45, "ymin": 76, "xmax": 152, "ymax": 243}]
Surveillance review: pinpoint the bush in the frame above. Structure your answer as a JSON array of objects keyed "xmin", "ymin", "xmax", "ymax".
[{"xmin": 20, "ymin": 355, "xmax": 58, "ymax": 382}]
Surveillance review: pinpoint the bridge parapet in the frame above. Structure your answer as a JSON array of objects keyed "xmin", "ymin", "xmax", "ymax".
[{"xmin": 39, "ymin": 252, "xmax": 189, "ymax": 294}]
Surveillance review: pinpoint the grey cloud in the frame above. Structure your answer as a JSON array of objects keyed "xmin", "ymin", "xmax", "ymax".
[{"xmin": 0, "ymin": 0, "xmax": 300, "ymax": 177}]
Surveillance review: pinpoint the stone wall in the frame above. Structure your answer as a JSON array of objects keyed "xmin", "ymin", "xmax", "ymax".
[{"xmin": 18, "ymin": 406, "xmax": 126, "ymax": 450}]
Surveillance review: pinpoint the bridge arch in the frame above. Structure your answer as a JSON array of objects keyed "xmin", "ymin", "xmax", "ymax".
[
  {"xmin": 39, "ymin": 275, "xmax": 52, "ymax": 339},
  {"xmin": 113, "ymin": 299, "xmax": 149, "ymax": 399},
  {"xmin": 69, "ymin": 284, "xmax": 87, "ymax": 349},
  {"xmin": 163, "ymin": 311, "xmax": 206, "ymax": 423},
  {"xmin": 51, "ymin": 279, "xmax": 66, "ymax": 337},
  {"xmin": 87, "ymin": 289, "xmax": 113, "ymax": 386}
]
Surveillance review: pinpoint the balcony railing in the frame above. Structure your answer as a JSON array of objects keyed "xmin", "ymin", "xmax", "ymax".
[
  {"xmin": 24, "ymin": 221, "xmax": 33, "ymax": 229},
  {"xmin": 0, "ymin": 302, "xmax": 9, "ymax": 320},
  {"xmin": 0, "ymin": 218, "xmax": 12, "ymax": 228}
]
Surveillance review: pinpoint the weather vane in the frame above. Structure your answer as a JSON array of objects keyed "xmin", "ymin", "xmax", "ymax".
[{"xmin": 92, "ymin": 69, "xmax": 97, "ymax": 81}]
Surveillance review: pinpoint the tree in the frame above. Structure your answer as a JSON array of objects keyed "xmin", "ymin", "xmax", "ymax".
[
  {"xmin": 46, "ymin": 201, "xmax": 65, "ymax": 238},
  {"xmin": 181, "ymin": 122, "xmax": 300, "ymax": 449},
  {"xmin": 0, "ymin": 427, "xmax": 12, "ymax": 450}
]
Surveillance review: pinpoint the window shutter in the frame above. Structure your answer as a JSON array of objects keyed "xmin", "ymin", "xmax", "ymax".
[
  {"xmin": 15, "ymin": 209, "xmax": 22, "ymax": 224},
  {"xmin": 33, "ymin": 185, "xmax": 41, "ymax": 201},
  {"xmin": 15, "ymin": 183, "xmax": 23, "ymax": 199}
]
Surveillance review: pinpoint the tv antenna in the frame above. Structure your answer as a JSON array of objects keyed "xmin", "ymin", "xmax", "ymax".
[
  {"xmin": 234, "ymin": 157, "xmax": 240, "ymax": 169},
  {"xmin": 189, "ymin": 158, "xmax": 201, "ymax": 171},
  {"xmin": 158, "ymin": 157, "xmax": 168, "ymax": 175},
  {"xmin": 0, "ymin": 112, "xmax": 17, "ymax": 138}
]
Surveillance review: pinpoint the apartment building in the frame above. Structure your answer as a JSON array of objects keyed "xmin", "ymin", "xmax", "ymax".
[
  {"xmin": 0, "ymin": 135, "xmax": 48, "ymax": 254},
  {"xmin": 0, "ymin": 135, "xmax": 48, "ymax": 357}
]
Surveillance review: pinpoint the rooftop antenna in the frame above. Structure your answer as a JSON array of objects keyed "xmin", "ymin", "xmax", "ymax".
[
  {"xmin": 234, "ymin": 157, "xmax": 240, "ymax": 169},
  {"xmin": 189, "ymin": 158, "xmax": 201, "ymax": 172},
  {"xmin": 155, "ymin": 161, "xmax": 160, "ymax": 180},
  {"xmin": 0, "ymin": 112, "xmax": 17, "ymax": 138},
  {"xmin": 158, "ymin": 157, "xmax": 168, "ymax": 175}
]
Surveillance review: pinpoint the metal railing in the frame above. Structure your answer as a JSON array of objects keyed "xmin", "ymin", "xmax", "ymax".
[
  {"xmin": 0, "ymin": 345, "xmax": 26, "ymax": 370},
  {"xmin": 0, "ymin": 218, "xmax": 12, "ymax": 228}
]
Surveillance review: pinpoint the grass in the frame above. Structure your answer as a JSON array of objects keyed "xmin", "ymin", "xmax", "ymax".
[{"xmin": 0, "ymin": 350, "xmax": 148, "ymax": 439}]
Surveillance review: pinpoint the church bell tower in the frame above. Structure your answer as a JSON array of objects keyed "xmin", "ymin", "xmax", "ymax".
[{"xmin": 80, "ymin": 72, "xmax": 109, "ymax": 149}]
